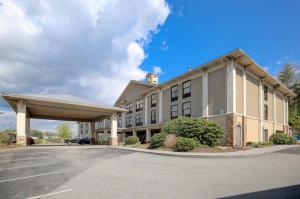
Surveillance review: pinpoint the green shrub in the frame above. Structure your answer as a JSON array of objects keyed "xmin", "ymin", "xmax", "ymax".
[
  {"xmin": 270, "ymin": 132, "xmax": 291, "ymax": 145},
  {"xmin": 149, "ymin": 133, "xmax": 166, "ymax": 149},
  {"xmin": 161, "ymin": 117, "xmax": 224, "ymax": 147},
  {"xmin": 124, "ymin": 136, "xmax": 140, "ymax": 145},
  {"xmin": 253, "ymin": 141, "xmax": 273, "ymax": 148},
  {"xmin": 175, "ymin": 137, "xmax": 199, "ymax": 152},
  {"xmin": 0, "ymin": 133, "xmax": 9, "ymax": 144},
  {"xmin": 288, "ymin": 136, "xmax": 297, "ymax": 145},
  {"xmin": 246, "ymin": 141, "xmax": 254, "ymax": 147}
]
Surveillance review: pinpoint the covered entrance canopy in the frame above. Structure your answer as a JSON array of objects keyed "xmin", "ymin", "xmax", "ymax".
[{"xmin": 1, "ymin": 93, "xmax": 126, "ymax": 146}]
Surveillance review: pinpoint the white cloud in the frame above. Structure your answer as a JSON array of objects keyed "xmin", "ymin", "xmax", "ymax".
[
  {"xmin": 161, "ymin": 39, "xmax": 168, "ymax": 51},
  {"xmin": 178, "ymin": 5, "xmax": 184, "ymax": 17},
  {"xmin": 153, "ymin": 66, "xmax": 162, "ymax": 75},
  {"xmin": 0, "ymin": 0, "xmax": 170, "ymax": 131}
]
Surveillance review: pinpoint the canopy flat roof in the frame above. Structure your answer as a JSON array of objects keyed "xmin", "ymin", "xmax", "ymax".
[{"xmin": 1, "ymin": 93, "xmax": 126, "ymax": 122}]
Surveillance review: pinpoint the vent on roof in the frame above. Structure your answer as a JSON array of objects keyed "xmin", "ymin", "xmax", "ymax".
[{"xmin": 146, "ymin": 73, "xmax": 158, "ymax": 85}]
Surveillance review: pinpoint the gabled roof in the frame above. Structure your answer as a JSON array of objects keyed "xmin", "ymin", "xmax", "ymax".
[
  {"xmin": 114, "ymin": 80, "xmax": 154, "ymax": 105},
  {"xmin": 142, "ymin": 48, "xmax": 295, "ymax": 97}
]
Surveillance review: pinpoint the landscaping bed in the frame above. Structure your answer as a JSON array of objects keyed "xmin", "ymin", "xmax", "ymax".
[{"xmin": 0, "ymin": 144, "xmax": 24, "ymax": 150}]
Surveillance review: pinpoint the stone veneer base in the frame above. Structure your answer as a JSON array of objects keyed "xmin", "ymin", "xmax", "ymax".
[
  {"xmin": 110, "ymin": 137, "xmax": 118, "ymax": 146},
  {"xmin": 16, "ymin": 135, "xmax": 27, "ymax": 146}
]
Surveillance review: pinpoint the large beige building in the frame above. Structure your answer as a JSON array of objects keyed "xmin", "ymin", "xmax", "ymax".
[{"xmin": 78, "ymin": 49, "xmax": 295, "ymax": 146}]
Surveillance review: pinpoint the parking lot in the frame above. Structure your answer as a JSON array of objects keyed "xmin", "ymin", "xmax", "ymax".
[{"xmin": 0, "ymin": 145, "xmax": 299, "ymax": 199}]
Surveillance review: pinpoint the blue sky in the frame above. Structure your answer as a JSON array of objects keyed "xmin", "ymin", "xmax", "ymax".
[
  {"xmin": 142, "ymin": 0, "xmax": 300, "ymax": 82},
  {"xmin": 0, "ymin": 0, "xmax": 299, "ymax": 132}
]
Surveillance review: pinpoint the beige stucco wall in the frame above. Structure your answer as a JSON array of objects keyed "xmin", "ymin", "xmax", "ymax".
[
  {"xmin": 275, "ymin": 124, "xmax": 284, "ymax": 132},
  {"xmin": 262, "ymin": 121, "xmax": 274, "ymax": 140},
  {"xmin": 246, "ymin": 117, "xmax": 259, "ymax": 142},
  {"xmin": 246, "ymin": 74, "xmax": 259, "ymax": 118},
  {"xmin": 208, "ymin": 67, "xmax": 226, "ymax": 115},
  {"xmin": 236, "ymin": 67, "xmax": 243, "ymax": 114},
  {"xmin": 276, "ymin": 93, "xmax": 284, "ymax": 124},
  {"xmin": 264, "ymin": 86, "xmax": 274, "ymax": 122}
]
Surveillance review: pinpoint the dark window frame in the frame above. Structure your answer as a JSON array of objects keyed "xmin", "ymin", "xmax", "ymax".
[
  {"xmin": 182, "ymin": 80, "xmax": 191, "ymax": 98},
  {"xmin": 151, "ymin": 110, "xmax": 156, "ymax": 124},
  {"xmin": 151, "ymin": 93, "xmax": 157, "ymax": 107},
  {"xmin": 135, "ymin": 114, "xmax": 143, "ymax": 126},
  {"xmin": 126, "ymin": 116, "xmax": 132, "ymax": 127},
  {"xmin": 126, "ymin": 103, "xmax": 133, "ymax": 114},
  {"xmin": 171, "ymin": 85, "xmax": 178, "ymax": 101},
  {"xmin": 264, "ymin": 104, "xmax": 268, "ymax": 121},
  {"xmin": 264, "ymin": 85, "xmax": 268, "ymax": 101},
  {"xmin": 182, "ymin": 101, "xmax": 191, "ymax": 117},
  {"xmin": 171, "ymin": 104, "xmax": 178, "ymax": 119},
  {"xmin": 136, "ymin": 99, "xmax": 143, "ymax": 112}
]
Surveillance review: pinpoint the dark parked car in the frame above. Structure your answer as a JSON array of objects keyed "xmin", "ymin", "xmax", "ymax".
[
  {"xmin": 64, "ymin": 138, "xmax": 78, "ymax": 145},
  {"xmin": 77, "ymin": 137, "xmax": 90, "ymax": 145},
  {"xmin": 27, "ymin": 137, "xmax": 35, "ymax": 145}
]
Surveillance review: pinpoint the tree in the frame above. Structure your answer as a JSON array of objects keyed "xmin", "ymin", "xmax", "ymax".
[
  {"xmin": 277, "ymin": 64, "xmax": 296, "ymax": 90},
  {"xmin": 31, "ymin": 130, "xmax": 43, "ymax": 139},
  {"xmin": 57, "ymin": 122, "xmax": 72, "ymax": 140}
]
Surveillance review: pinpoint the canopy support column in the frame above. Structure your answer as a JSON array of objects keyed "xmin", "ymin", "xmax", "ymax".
[
  {"xmin": 110, "ymin": 113, "xmax": 118, "ymax": 146},
  {"xmin": 16, "ymin": 100, "xmax": 27, "ymax": 146}
]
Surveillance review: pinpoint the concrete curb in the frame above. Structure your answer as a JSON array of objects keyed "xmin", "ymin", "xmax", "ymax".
[{"xmin": 108, "ymin": 145, "xmax": 300, "ymax": 158}]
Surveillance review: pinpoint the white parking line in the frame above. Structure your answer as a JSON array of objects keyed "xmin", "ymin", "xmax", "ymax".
[
  {"xmin": 0, "ymin": 156, "xmax": 54, "ymax": 163},
  {"xmin": 27, "ymin": 189, "xmax": 73, "ymax": 199},
  {"xmin": 0, "ymin": 152, "xmax": 50, "ymax": 157},
  {"xmin": 0, "ymin": 171, "xmax": 65, "ymax": 183},
  {"xmin": 0, "ymin": 162, "xmax": 54, "ymax": 171}
]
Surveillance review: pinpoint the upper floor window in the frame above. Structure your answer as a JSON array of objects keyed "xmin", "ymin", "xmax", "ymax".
[
  {"xmin": 126, "ymin": 103, "xmax": 132, "ymax": 114},
  {"xmin": 151, "ymin": 93, "xmax": 157, "ymax": 107},
  {"xmin": 171, "ymin": 104, "xmax": 178, "ymax": 119},
  {"xmin": 182, "ymin": 101, "xmax": 191, "ymax": 117},
  {"xmin": 264, "ymin": 104, "xmax": 268, "ymax": 121},
  {"xmin": 151, "ymin": 110, "xmax": 156, "ymax": 124},
  {"xmin": 126, "ymin": 116, "xmax": 132, "ymax": 127},
  {"xmin": 135, "ymin": 114, "xmax": 143, "ymax": 126},
  {"xmin": 182, "ymin": 80, "xmax": 191, "ymax": 98},
  {"xmin": 118, "ymin": 117, "xmax": 122, "ymax": 128},
  {"xmin": 136, "ymin": 99, "xmax": 143, "ymax": 112},
  {"xmin": 264, "ymin": 85, "xmax": 268, "ymax": 101},
  {"xmin": 171, "ymin": 85, "xmax": 178, "ymax": 101}
]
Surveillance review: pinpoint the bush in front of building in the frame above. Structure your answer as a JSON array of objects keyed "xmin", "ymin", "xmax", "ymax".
[
  {"xmin": 253, "ymin": 141, "xmax": 273, "ymax": 148},
  {"xmin": 269, "ymin": 132, "xmax": 295, "ymax": 145},
  {"xmin": 175, "ymin": 137, "xmax": 199, "ymax": 152},
  {"xmin": 124, "ymin": 136, "xmax": 140, "ymax": 145},
  {"xmin": 0, "ymin": 133, "xmax": 9, "ymax": 144},
  {"xmin": 149, "ymin": 133, "xmax": 167, "ymax": 149},
  {"xmin": 288, "ymin": 136, "xmax": 297, "ymax": 145},
  {"xmin": 161, "ymin": 117, "xmax": 224, "ymax": 147}
]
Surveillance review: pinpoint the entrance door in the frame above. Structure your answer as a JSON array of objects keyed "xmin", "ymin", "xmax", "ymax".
[
  {"xmin": 137, "ymin": 131, "xmax": 146, "ymax": 144},
  {"xmin": 236, "ymin": 125, "xmax": 242, "ymax": 146}
]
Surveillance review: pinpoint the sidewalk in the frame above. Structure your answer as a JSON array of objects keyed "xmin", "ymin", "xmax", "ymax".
[{"xmin": 109, "ymin": 145, "xmax": 300, "ymax": 158}]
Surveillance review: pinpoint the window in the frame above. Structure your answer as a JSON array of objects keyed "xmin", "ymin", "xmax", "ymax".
[
  {"xmin": 118, "ymin": 117, "xmax": 122, "ymax": 128},
  {"xmin": 126, "ymin": 116, "xmax": 132, "ymax": 127},
  {"xmin": 182, "ymin": 80, "xmax": 191, "ymax": 98},
  {"xmin": 151, "ymin": 93, "xmax": 157, "ymax": 107},
  {"xmin": 171, "ymin": 104, "xmax": 178, "ymax": 119},
  {"xmin": 171, "ymin": 85, "xmax": 178, "ymax": 101},
  {"xmin": 135, "ymin": 114, "xmax": 143, "ymax": 126},
  {"xmin": 264, "ymin": 85, "xmax": 268, "ymax": 101},
  {"xmin": 85, "ymin": 123, "xmax": 89, "ymax": 134},
  {"xmin": 182, "ymin": 101, "xmax": 191, "ymax": 117},
  {"xmin": 126, "ymin": 103, "xmax": 132, "ymax": 114},
  {"xmin": 264, "ymin": 104, "xmax": 268, "ymax": 120},
  {"xmin": 136, "ymin": 99, "xmax": 143, "ymax": 112},
  {"xmin": 151, "ymin": 110, "xmax": 156, "ymax": 124}
]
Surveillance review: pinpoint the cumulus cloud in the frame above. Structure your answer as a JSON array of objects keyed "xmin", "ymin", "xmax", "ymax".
[
  {"xmin": 153, "ymin": 66, "xmax": 162, "ymax": 75},
  {"xmin": 0, "ymin": 0, "xmax": 170, "ymax": 130}
]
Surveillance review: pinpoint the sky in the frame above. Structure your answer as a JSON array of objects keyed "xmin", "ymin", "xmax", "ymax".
[{"xmin": 0, "ymin": 0, "xmax": 299, "ymax": 134}]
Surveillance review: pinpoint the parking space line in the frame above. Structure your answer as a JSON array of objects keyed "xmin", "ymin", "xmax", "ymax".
[
  {"xmin": 0, "ymin": 171, "xmax": 65, "ymax": 183},
  {"xmin": 0, "ymin": 156, "xmax": 54, "ymax": 163},
  {"xmin": 0, "ymin": 152, "xmax": 50, "ymax": 157},
  {"xmin": 0, "ymin": 162, "xmax": 54, "ymax": 171},
  {"xmin": 27, "ymin": 189, "xmax": 73, "ymax": 199}
]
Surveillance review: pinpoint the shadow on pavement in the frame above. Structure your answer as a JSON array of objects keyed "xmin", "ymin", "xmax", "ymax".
[{"xmin": 220, "ymin": 184, "xmax": 300, "ymax": 199}]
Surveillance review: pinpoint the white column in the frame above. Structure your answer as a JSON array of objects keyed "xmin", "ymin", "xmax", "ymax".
[
  {"xmin": 104, "ymin": 130, "xmax": 108, "ymax": 141},
  {"xmin": 226, "ymin": 59, "xmax": 236, "ymax": 113},
  {"xmin": 283, "ymin": 97, "xmax": 286, "ymax": 126},
  {"xmin": 259, "ymin": 79, "xmax": 263, "ymax": 141},
  {"xmin": 110, "ymin": 113, "xmax": 118, "ymax": 146},
  {"xmin": 144, "ymin": 95, "xmax": 148, "ymax": 125},
  {"xmin": 16, "ymin": 100, "xmax": 27, "ymax": 145},
  {"xmin": 286, "ymin": 98, "xmax": 289, "ymax": 126},
  {"xmin": 242, "ymin": 67, "xmax": 247, "ymax": 115},
  {"xmin": 122, "ymin": 106, "xmax": 126, "ymax": 128},
  {"xmin": 89, "ymin": 122, "xmax": 95, "ymax": 144},
  {"xmin": 146, "ymin": 128, "xmax": 151, "ymax": 143},
  {"xmin": 158, "ymin": 89, "xmax": 163, "ymax": 123},
  {"xmin": 26, "ymin": 117, "xmax": 30, "ymax": 136},
  {"xmin": 273, "ymin": 89, "xmax": 276, "ymax": 134},
  {"xmin": 202, "ymin": 69, "xmax": 208, "ymax": 117},
  {"xmin": 133, "ymin": 129, "xmax": 137, "ymax": 137}
]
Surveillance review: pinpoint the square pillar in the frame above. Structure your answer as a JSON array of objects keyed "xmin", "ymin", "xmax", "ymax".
[
  {"xmin": 133, "ymin": 130, "xmax": 137, "ymax": 137},
  {"xmin": 89, "ymin": 122, "xmax": 96, "ymax": 144},
  {"xmin": 146, "ymin": 128, "xmax": 151, "ymax": 143},
  {"xmin": 110, "ymin": 113, "xmax": 118, "ymax": 146},
  {"xmin": 226, "ymin": 59, "xmax": 236, "ymax": 114},
  {"xmin": 158, "ymin": 89, "xmax": 163, "ymax": 123},
  {"xmin": 202, "ymin": 69, "xmax": 208, "ymax": 117},
  {"xmin": 26, "ymin": 117, "xmax": 31, "ymax": 136},
  {"xmin": 144, "ymin": 96, "xmax": 148, "ymax": 125},
  {"xmin": 16, "ymin": 101, "xmax": 27, "ymax": 146}
]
